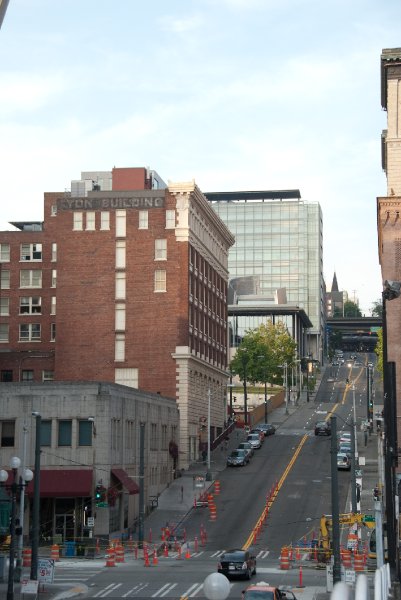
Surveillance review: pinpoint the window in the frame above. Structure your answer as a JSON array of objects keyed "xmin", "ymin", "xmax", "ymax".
[
  {"xmin": 21, "ymin": 370, "xmax": 34, "ymax": 381},
  {"xmin": 73, "ymin": 212, "xmax": 83, "ymax": 230},
  {"xmin": 20, "ymin": 270, "xmax": 42, "ymax": 288},
  {"xmin": 20, "ymin": 297, "xmax": 41, "ymax": 314},
  {"xmin": 115, "ymin": 368, "xmax": 138, "ymax": 388},
  {"xmin": 50, "ymin": 323, "xmax": 56, "ymax": 341},
  {"xmin": 165, "ymin": 210, "xmax": 175, "ymax": 229},
  {"xmin": 126, "ymin": 420, "xmax": 135, "ymax": 450},
  {"xmin": 1, "ymin": 370, "xmax": 12, "ymax": 382},
  {"xmin": 116, "ymin": 210, "xmax": 126, "ymax": 237},
  {"xmin": 1, "ymin": 421, "xmax": 15, "ymax": 447},
  {"xmin": 0, "ymin": 298, "xmax": 9, "ymax": 316},
  {"xmin": 139, "ymin": 211, "xmax": 148, "ymax": 229},
  {"xmin": 100, "ymin": 211, "xmax": 110, "ymax": 230},
  {"xmin": 51, "ymin": 243, "xmax": 57, "ymax": 262},
  {"xmin": 51, "ymin": 269, "xmax": 57, "ymax": 288},
  {"xmin": 161, "ymin": 425, "xmax": 168, "ymax": 449},
  {"xmin": 20, "ymin": 243, "xmax": 42, "ymax": 261},
  {"xmin": 154, "ymin": 270, "xmax": 166, "ymax": 292},
  {"xmin": 86, "ymin": 211, "xmax": 95, "ymax": 230},
  {"xmin": 19, "ymin": 323, "xmax": 41, "ymax": 341},
  {"xmin": 115, "ymin": 241, "xmax": 126, "ymax": 269},
  {"xmin": 1, "ymin": 270, "xmax": 10, "ymax": 289},
  {"xmin": 150, "ymin": 423, "xmax": 158, "ymax": 450},
  {"xmin": 40, "ymin": 420, "xmax": 52, "ymax": 446},
  {"xmin": 0, "ymin": 243, "xmax": 10, "ymax": 262},
  {"xmin": 78, "ymin": 421, "xmax": 93, "ymax": 446},
  {"xmin": 42, "ymin": 370, "xmax": 54, "ymax": 381},
  {"xmin": 115, "ymin": 272, "xmax": 126, "ymax": 300},
  {"xmin": 115, "ymin": 333, "xmax": 125, "ymax": 361},
  {"xmin": 155, "ymin": 239, "xmax": 167, "ymax": 260},
  {"xmin": 51, "ymin": 205, "xmax": 57, "ymax": 217},
  {"xmin": 115, "ymin": 304, "xmax": 126, "ymax": 330},
  {"xmin": 0, "ymin": 324, "xmax": 9, "ymax": 342},
  {"xmin": 51, "ymin": 296, "xmax": 56, "ymax": 315},
  {"xmin": 58, "ymin": 420, "xmax": 72, "ymax": 446}
]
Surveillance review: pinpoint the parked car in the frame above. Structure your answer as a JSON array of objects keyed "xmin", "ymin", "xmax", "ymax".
[
  {"xmin": 218, "ymin": 549, "xmax": 257, "ymax": 579},
  {"xmin": 256, "ymin": 423, "xmax": 276, "ymax": 436},
  {"xmin": 338, "ymin": 443, "xmax": 352, "ymax": 457},
  {"xmin": 242, "ymin": 582, "xmax": 297, "ymax": 600},
  {"xmin": 247, "ymin": 433, "xmax": 262, "ymax": 449},
  {"xmin": 237, "ymin": 441, "xmax": 254, "ymax": 459},
  {"xmin": 250, "ymin": 428, "xmax": 264, "ymax": 443},
  {"xmin": 337, "ymin": 452, "xmax": 351, "ymax": 470},
  {"xmin": 227, "ymin": 449, "xmax": 249, "ymax": 467},
  {"xmin": 338, "ymin": 431, "xmax": 351, "ymax": 443},
  {"xmin": 314, "ymin": 421, "xmax": 331, "ymax": 436}
]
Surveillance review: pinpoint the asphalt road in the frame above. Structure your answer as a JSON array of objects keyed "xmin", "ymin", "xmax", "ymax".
[{"xmin": 59, "ymin": 352, "xmax": 378, "ymax": 599}]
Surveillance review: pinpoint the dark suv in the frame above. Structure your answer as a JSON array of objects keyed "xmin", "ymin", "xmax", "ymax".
[
  {"xmin": 314, "ymin": 421, "xmax": 331, "ymax": 436},
  {"xmin": 218, "ymin": 549, "xmax": 257, "ymax": 579}
]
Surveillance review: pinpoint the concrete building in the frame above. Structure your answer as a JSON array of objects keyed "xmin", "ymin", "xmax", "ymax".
[
  {"xmin": 326, "ymin": 272, "xmax": 346, "ymax": 317},
  {"xmin": 0, "ymin": 382, "xmax": 179, "ymax": 541},
  {"xmin": 0, "ymin": 167, "xmax": 235, "ymax": 469},
  {"xmin": 207, "ymin": 190, "xmax": 325, "ymax": 362}
]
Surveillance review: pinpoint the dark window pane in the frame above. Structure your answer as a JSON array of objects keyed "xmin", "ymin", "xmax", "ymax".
[
  {"xmin": 1, "ymin": 371, "xmax": 12, "ymax": 382},
  {"xmin": 1, "ymin": 421, "xmax": 15, "ymax": 447},
  {"xmin": 58, "ymin": 421, "xmax": 72, "ymax": 447},
  {"xmin": 40, "ymin": 421, "xmax": 52, "ymax": 447},
  {"xmin": 78, "ymin": 421, "xmax": 92, "ymax": 446}
]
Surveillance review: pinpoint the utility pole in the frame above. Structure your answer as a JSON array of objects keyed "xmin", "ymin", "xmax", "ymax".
[
  {"xmin": 330, "ymin": 416, "xmax": 341, "ymax": 585},
  {"xmin": 138, "ymin": 422, "xmax": 145, "ymax": 546}
]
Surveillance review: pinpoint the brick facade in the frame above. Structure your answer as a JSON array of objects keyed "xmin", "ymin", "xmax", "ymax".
[{"xmin": 0, "ymin": 171, "xmax": 235, "ymax": 468}]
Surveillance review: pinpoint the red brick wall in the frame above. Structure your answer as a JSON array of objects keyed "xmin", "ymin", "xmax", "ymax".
[{"xmin": 112, "ymin": 167, "xmax": 148, "ymax": 191}]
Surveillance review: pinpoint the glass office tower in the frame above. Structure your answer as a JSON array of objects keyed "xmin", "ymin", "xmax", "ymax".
[{"xmin": 207, "ymin": 191, "xmax": 324, "ymax": 362}]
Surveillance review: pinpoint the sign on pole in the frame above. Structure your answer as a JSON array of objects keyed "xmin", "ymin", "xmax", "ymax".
[{"xmin": 38, "ymin": 558, "xmax": 55, "ymax": 583}]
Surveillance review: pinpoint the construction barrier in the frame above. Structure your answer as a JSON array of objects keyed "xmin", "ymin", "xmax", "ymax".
[
  {"xmin": 354, "ymin": 553, "xmax": 365, "ymax": 572},
  {"xmin": 280, "ymin": 547, "xmax": 290, "ymax": 570},
  {"xmin": 22, "ymin": 548, "xmax": 32, "ymax": 567},
  {"xmin": 214, "ymin": 481, "xmax": 221, "ymax": 495},
  {"xmin": 341, "ymin": 549, "xmax": 352, "ymax": 568},
  {"xmin": 209, "ymin": 504, "xmax": 217, "ymax": 521},
  {"xmin": 115, "ymin": 544, "xmax": 125, "ymax": 563},
  {"xmin": 50, "ymin": 544, "xmax": 60, "ymax": 562},
  {"xmin": 105, "ymin": 551, "xmax": 116, "ymax": 567}
]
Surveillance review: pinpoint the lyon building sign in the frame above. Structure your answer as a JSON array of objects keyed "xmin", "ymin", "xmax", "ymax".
[{"xmin": 57, "ymin": 194, "xmax": 165, "ymax": 211}]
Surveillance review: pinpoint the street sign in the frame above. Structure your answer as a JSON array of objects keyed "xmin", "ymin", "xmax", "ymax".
[
  {"xmin": 363, "ymin": 515, "xmax": 375, "ymax": 523},
  {"xmin": 87, "ymin": 516, "xmax": 95, "ymax": 527},
  {"xmin": 38, "ymin": 558, "xmax": 55, "ymax": 583},
  {"xmin": 195, "ymin": 475, "xmax": 205, "ymax": 488},
  {"xmin": 21, "ymin": 579, "xmax": 39, "ymax": 596}
]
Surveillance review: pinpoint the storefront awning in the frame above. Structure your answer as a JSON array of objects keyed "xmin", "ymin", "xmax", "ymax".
[
  {"xmin": 26, "ymin": 469, "xmax": 93, "ymax": 498},
  {"xmin": 111, "ymin": 468, "xmax": 139, "ymax": 495}
]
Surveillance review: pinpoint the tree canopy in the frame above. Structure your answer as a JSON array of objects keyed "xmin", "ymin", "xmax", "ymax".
[
  {"xmin": 371, "ymin": 299, "xmax": 383, "ymax": 318},
  {"xmin": 230, "ymin": 321, "xmax": 297, "ymax": 386},
  {"xmin": 343, "ymin": 300, "xmax": 362, "ymax": 318},
  {"xmin": 374, "ymin": 327, "xmax": 383, "ymax": 378}
]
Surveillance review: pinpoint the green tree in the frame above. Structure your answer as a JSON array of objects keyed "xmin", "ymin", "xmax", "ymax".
[
  {"xmin": 230, "ymin": 321, "xmax": 297, "ymax": 386},
  {"xmin": 343, "ymin": 300, "xmax": 362, "ymax": 317},
  {"xmin": 375, "ymin": 328, "xmax": 383, "ymax": 378},
  {"xmin": 371, "ymin": 299, "xmax": 383, "ymax": 318}
]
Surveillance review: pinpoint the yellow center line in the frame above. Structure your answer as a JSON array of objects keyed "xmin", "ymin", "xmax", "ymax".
[{"xmin": 243, "ymin": 434, "xmax": 309, "ymax": 550}]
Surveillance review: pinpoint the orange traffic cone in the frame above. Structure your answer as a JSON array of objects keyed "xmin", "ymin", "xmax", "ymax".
[
  {"xmin": 152, "ymin": 547, "xmax": 158, "ymax": 566},
  {"xmin": 144, "ymin": 550, "xmax": 150, "ymax": 567},
  {"xmin": 185, "ymin": 544, "xmax": 191, "ymax": 559}
]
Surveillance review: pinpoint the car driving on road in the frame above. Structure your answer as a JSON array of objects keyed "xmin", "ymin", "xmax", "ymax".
[
  {"xmin": 242, "ymin": 582, "xmax": 297, "ymax": 600},
  {"xmin": 217, "ymin": 549, "xmax": 257, "ymax": 579},
  {"xmin": 314, "ymin": 421, "xmax": 331, "ymax": 436}
]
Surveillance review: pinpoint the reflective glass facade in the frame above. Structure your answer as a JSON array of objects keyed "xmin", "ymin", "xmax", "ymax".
[{"xmin": 209, "ymin": 196, "xmax": 324, "ymax": 358}]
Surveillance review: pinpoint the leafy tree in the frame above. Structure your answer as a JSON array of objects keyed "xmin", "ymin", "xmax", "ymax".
[
  {"xmin": 375, "ymin": 328, "xmax": 383, "ymax": 378},
  {"xmin": 230, "ymin": 321, "xmax": 297, "ymax": 386},
  {"xmin": 371, "ymin": 299, "xmax": 383, "ymax": 318},
  {"xmin": 343, "ymin": 300, "xmax": 362, "ymax": 318}
]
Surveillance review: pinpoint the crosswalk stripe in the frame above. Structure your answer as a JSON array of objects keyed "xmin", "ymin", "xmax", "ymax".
[
  {"xmin": 122, "ymin": 583, "xmax": 148, "ymax": 597},
  {"xmin": 152, "ymin": 583, "xmax": 178, "ymax": 597},
  {"xmin": 94, "ymin": 583, "xmax": 122, "ymax": 598}
]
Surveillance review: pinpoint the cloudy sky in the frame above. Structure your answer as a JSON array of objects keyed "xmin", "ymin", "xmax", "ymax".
[{"xmin": 1, "ymin": 0, "xmax": 399, "ymax": 315}]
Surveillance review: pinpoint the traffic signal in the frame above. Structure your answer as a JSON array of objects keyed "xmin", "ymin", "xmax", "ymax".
[{"xmin": 95, "ymin": 484, "xmax": 107, "ymax": 507}]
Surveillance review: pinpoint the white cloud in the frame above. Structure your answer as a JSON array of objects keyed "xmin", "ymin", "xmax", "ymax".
[{"xmin": 0, "ymin": 71, "xmax": 68, "ymax": 115}]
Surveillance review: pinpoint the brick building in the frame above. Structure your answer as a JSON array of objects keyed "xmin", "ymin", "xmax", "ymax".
[{"xmin": 0, "ymin": 168, "xmax": 235, "ymax": 468}]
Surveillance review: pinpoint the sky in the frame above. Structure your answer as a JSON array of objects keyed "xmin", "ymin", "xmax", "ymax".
[{"xmin": 1, "ymin": 0, "xmax": 400, "ymax": 315}]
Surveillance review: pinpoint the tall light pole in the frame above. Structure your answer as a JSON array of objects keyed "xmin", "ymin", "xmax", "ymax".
[
  {"xmin": 138, "ymin": 421, "xmax": 145, "ymax": 546},
  {"xmin": 241, "ymin": 351, "xmax": 249, "ymax": 426},
  {"xmin": 330, "ymin": 416, "xmax": 341, "ymax": 585},
  {"xmin": 14, "ymin": 424, "xmax": 28, "ymax": 582},
  {"xmin": 206, "ymin": 388, "xmax": 212, "ymax": 480},
  {"xmin": 30, "ymin": 412, "xmax": 41, "ymax": 581},
  {"xmin": 0, "ymin": 457, "xmax": 33, "ymax": 600}
]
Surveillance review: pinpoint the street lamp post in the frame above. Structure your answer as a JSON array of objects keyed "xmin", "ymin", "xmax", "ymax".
[
  {"xmin": 206, "ymin": 388, "xmax": 212, "ymax": 480},
  {"xmin": 241, "ymin": 352, "xmax": 249, "ymax": 426},
  {"xmin": 0, "ymin": 457, "xmax": 33, "ymax": 600},
  {"xmin": 30, "ymin": 412, "xmax": 41, "ymax": 581},
  {"xmin": 330, "ymin": 416, "xmax": 341, "ymax": 585},
  {"xmin": 14, "ymin": 424, "xmax": 28, "ymax": 582}
]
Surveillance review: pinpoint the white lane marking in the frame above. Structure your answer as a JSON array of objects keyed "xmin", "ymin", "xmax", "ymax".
[
  {"xmin": 122, "ymin": 583, "xmax": 149, "ymax": 597},
  {"xmin": 94, "ymin": 583, "xmax": 122, "ymax": 597},
  {"xmin": 152, "ymin": 583, "xmax": 178, "ymax": 597}
]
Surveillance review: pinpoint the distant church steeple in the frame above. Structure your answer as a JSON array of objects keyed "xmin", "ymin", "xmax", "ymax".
[{"xmin": 331, "ymin": 272, "xmax": 339, "ymax": 293}]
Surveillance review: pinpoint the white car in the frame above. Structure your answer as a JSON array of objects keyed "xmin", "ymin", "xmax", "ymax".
[{"xmin": 247, "ymin": 433, "xmax": 262, "ymax": 449}]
